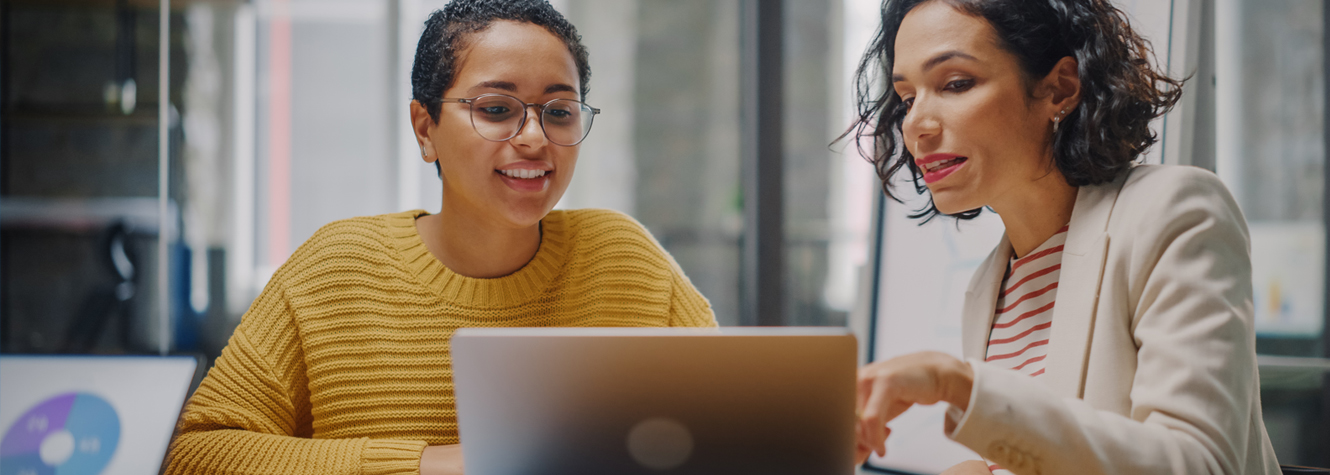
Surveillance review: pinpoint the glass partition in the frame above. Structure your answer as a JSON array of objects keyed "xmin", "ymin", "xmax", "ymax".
[
  {"xmin": 1216, "ymin": 0, "xmax": 1326, "ymax": 353},
  {"xmin": 1, "ymin": 0, "xmax": 185, "ymax": 355},
  {"xmin": 1214, "ymin": 0, "xmax": 1330, "ymax": 465}
]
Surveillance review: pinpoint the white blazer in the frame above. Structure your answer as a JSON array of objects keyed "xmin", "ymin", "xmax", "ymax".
[{"xmin": 948, "ymin": 165, "xmax": 1281, "ymax": 475}]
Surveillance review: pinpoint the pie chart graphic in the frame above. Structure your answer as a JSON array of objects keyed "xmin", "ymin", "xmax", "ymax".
[{"xmin": 0, "ymin": 392, "xmax": 120, "ymax": 475}]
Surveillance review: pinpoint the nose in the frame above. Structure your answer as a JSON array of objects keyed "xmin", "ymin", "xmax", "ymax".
[
  {"xmin": 900, "ymin": 95, "xmax": 940, "ymax": 155},
  {"xmin": 509, "ymin": 104, "xmax": 548, "ymax": 149}
]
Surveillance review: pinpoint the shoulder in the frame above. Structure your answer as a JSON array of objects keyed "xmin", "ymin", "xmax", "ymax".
[
  {"xmin": 1115, "ymin": 165, "xmax": 1240, "ymax": 214},
  {"xmin": 557, "ymin": 208, "xmax": 665, "ymax": 251},
  {"xmin": 558, "ymin": 208, "xmax": 652, "ymax": 234},
  {"xmin": 1120, "ymin": 164, "xmax": 1230, "ymax": 194},
  {"xmin": 552, "ymin": 208, "xmax": 678, "ymax": 273},
  {"xmin": 237, "ymin": 211, "xmax": 421, "ymax": 343},
  {"xmin": 1109, "ymin": 165, "xmax": 1246, "ymax": 237},
  {"xmin": 271, "ymin": 211, "xmax": 418, "ymax": 284},
  {"xmin": 297, "ymin": 213, "xmax": 405, "ymax": 258},
  {"xmin": 1097, "ymin": 165, "xmax": 1251, "ymax": 304}
]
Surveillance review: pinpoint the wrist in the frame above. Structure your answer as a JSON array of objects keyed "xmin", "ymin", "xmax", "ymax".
[
  {"xmin": 419, "ymin": 444, "xmax": 464, "ymax": 475},
  {"xmin": 946, "ymin": 357, "xmax": 975, "ymax": 412}
]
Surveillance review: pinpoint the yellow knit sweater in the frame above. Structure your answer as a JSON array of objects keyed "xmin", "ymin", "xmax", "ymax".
[{"xmin": 165, "ymin": 209, "xmax": 717, "ymax": 475}]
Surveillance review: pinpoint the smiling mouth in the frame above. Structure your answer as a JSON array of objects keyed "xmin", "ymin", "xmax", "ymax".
[
  {"xmin": 923, "ymin": 156, "xmax": 967, "ymax": 172},
  {"xmin": 498, "ymin": 169, "xmax": 549, "ymax": 179}
]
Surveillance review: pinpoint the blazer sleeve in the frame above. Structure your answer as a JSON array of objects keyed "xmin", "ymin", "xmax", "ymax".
[
  {"xmin": 948, "ymin": 169, "xmax": 1270, "ymax": 475},
  {"xmin": 164, "ymin": 280, "xmax": 427, "ymax": 475}
]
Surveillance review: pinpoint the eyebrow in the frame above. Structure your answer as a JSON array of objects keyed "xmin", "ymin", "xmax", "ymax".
[
  {"xmin": 891, "ymin": 50, "xmax": 979, "ymax": 83},
  {"xmin": 544, "ymin": 83, "xmax": 577, "ymax": 94},
  {"xmin": 469, "ymin": 80, "xmax": 579, "ymax": 95},
  {"xmin": 470, "ymin": 80, "xmax": 518, "ymax": 93}
]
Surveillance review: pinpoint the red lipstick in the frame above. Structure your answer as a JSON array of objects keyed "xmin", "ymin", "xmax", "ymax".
[{"xmin": 915, "ymin": 154, "xmax": 968, "ymax": 184}]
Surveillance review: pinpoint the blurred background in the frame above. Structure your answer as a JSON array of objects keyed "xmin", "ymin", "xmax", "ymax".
[
  {"xmin": 0, "ymin": 0, "xmax": 879, "ymax": 355},
  {"xmin": 0, "ymin": 0, "xmax": 1325, "ymax": 471}
]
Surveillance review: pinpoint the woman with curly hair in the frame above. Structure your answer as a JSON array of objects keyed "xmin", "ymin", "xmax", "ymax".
[
  {"xmin": 164, "ymin": 1, "xmax": 716, "ymax": 474},
  {"xmin": 850, "ymin": 1, "xmax": 1280, "ymax": 474}
]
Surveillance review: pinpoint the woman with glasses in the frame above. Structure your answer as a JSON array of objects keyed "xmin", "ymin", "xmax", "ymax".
[
  {"xmin": 849, "ymin": 0, "xmax": 1279, "ymax": 474},
  {"xmin": 165, "ymin": 1, "xmax": 716, "ymax": 474}
]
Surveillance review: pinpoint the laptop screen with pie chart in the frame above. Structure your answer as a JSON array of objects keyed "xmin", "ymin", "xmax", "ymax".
[{"xmin": 0, "ymin": 355, "xmax": 197, "ymax": 475}]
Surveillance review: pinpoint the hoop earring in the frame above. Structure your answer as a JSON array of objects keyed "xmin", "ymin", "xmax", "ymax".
[{"xmin": 1052, "ymin": 109, "xmax": 1068, "ymax": 134}]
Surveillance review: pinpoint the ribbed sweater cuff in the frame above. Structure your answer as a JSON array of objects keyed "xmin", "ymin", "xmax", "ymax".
[{"xmin": 362, "ymin": 439, "xmax": 428, "ymax": 475}]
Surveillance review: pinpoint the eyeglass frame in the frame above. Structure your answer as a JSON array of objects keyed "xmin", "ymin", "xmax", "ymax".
[{"xmin": 437, "ymin": 93, "xmax": 601, "ymax": 146}]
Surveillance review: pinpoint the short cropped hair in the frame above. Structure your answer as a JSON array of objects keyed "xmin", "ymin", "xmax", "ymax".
[{"xmin": 411, "ymin": 0, "xmax": 591, "ymax": 122}]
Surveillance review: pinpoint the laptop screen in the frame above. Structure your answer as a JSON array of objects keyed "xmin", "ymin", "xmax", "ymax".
[{"xmin": 0, "ymin": 356, "xmax": 197, "ymax": 475}]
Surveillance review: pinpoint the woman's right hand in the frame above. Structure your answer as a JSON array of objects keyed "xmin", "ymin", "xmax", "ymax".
[
  {"xmin": 420, "ymin": 444, "xmax": 464, "ymax": 475},
  {"xmin": 855, "ymin": 351, "xmax": 974, "ymax": 461}
]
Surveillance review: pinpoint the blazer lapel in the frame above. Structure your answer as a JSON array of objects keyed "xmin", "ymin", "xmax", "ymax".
[
  {"xmin": 962, "ymin": 234, "xmax": 1012, "ymax": 361},
  {"xmin": 1044, "ymin": 171, "xmax": 1129, "ymax": 398}
]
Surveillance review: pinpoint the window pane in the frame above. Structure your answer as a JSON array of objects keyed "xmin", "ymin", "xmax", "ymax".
[
  {"xmin": 1215, "ymin": 0, "xmax": 1330, "ymax": 465},
  {"xmin": 783, "ymin": 0, "xmax": 860, "ymax": 327},
  {"xmin": 559, "ymin": 0, "xmax": 745, "ymax": 325},
  {"xmin": 1216, "ymin": 0, "xmax": 1326, "ymax": 348},
  {"xmin": 1, "ymin": 3, "xmax": 184, "ymax": 354}
]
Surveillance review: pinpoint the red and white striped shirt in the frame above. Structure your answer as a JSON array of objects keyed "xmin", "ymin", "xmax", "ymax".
[
  {"xmin": 986, "ymin": 225, "xmax": 1067, "ymax": 375},
  {"xmin": 983, "ymin": 225, "xmax": 1067, "ymax": 474}
]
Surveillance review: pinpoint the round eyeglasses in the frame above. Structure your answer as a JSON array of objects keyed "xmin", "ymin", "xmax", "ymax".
[{"xmin": 439, "ymin": 93, "xmax": 601, "ymax": 146}]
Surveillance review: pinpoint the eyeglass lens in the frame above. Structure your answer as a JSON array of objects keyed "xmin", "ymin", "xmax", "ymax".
[{"xmin": 469, "ymin": 95, "xmax": 595, "ymax": 146}]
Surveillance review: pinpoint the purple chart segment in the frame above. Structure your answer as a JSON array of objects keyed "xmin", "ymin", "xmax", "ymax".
[
  {"xmin": 0, "ymin": 393, "xmax": 76, "ymax": 457},
  {"xmin": 1, "ymin": 392, "xmax": 120, "ymax": 475}
]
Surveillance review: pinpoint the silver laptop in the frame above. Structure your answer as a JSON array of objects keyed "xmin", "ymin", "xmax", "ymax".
[
  {"xmin": 451, "ymin": 327, "xmax": 857, "ymax": 475},
  {"xmin": 0, "ymin": 355, "xmax": 197, "ymax": 475}
]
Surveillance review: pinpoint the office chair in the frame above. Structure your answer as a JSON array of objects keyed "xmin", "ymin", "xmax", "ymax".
[{"xmin": 63, "ymin": 221, "xmax": 136, "ymax": 352}]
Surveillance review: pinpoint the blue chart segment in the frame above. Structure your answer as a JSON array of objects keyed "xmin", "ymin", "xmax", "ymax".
[{"xmin": 0, "ymin": 392, "xmax": 120, "ymax": 475}]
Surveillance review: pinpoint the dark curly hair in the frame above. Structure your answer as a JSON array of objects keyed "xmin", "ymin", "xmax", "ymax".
[{"xmin": 845, "ymin": 0, "xmax": 1183, "ymax": 221}]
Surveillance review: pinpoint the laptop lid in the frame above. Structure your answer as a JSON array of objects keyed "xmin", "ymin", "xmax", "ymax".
[
  {"xmin": 451, "ymin": 327, "xmax": 857, "ymax": 475},
  {"xmin": 0, "ymin": 355, "xmax": 197, "ymax": 475}
]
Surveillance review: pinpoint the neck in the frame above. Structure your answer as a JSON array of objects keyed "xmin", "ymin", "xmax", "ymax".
[
  {"xmin": 415, "ymin": 201, "xmax": 542, "ymax": 279},
  {"xmin": 992, "ymin": 169, "xmax": 1077, "ymax": 258}
]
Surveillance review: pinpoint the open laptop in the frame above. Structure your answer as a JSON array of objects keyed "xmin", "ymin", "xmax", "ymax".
[
  {"xmin": 451, "ymin": 327, "xmax": 857, "ymax": 475},
  {"xmin": 0, "ymin": 355, "xmax": 197, "ymax": 475}
]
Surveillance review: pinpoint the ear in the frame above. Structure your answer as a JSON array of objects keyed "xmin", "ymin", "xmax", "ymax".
[
  {"xmin": 1038, "ymin": 56, "xmax": 1081, "ymax": 118},
  {"xmin": 410, "ymin": 100, "xmax": 439, "ymax": 166}
]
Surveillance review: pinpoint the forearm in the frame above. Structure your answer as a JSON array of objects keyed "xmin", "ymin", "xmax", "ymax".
[
  {"xmin": 166, "ymin": 297, "xmax": 427, "ymax": 475},
  {"xmin": 165, "ymin": 428, "xmax": 425, "ymax": 475},
  {"xmin": 949, "ymin": 362, "xmax": 1225, "ymax": 475}
]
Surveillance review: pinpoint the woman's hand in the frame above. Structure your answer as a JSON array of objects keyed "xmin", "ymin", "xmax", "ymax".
[
  {"xmin": 420, "ymin": 444, "xmax": 464, "ymax": 475},
  {"xmin": 855, "ymin": 351, "xmax": 974, "ymax": 463},
  {"xmin": 939, "ymin": 460, "xmax": 994, "ymax": 475}
]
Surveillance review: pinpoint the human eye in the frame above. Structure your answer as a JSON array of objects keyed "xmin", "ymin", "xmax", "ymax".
[
  {"xmin": 543, "ymin": 101, "xmax": 579, "ymax": 125},
  {"xmin": 472, "ymin": 97, "xmax": 519, "ymax": 122},
  {"xmin": 898, "ymin": 95, "xmax": 915, "ymax": 112},
  {"xmin": 943, "ymin": 77, "xmax": 975, "ymax": 92},
  {"xmin": 476, "ymin": 105, "xmax": 513, "ymax": 119}
]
